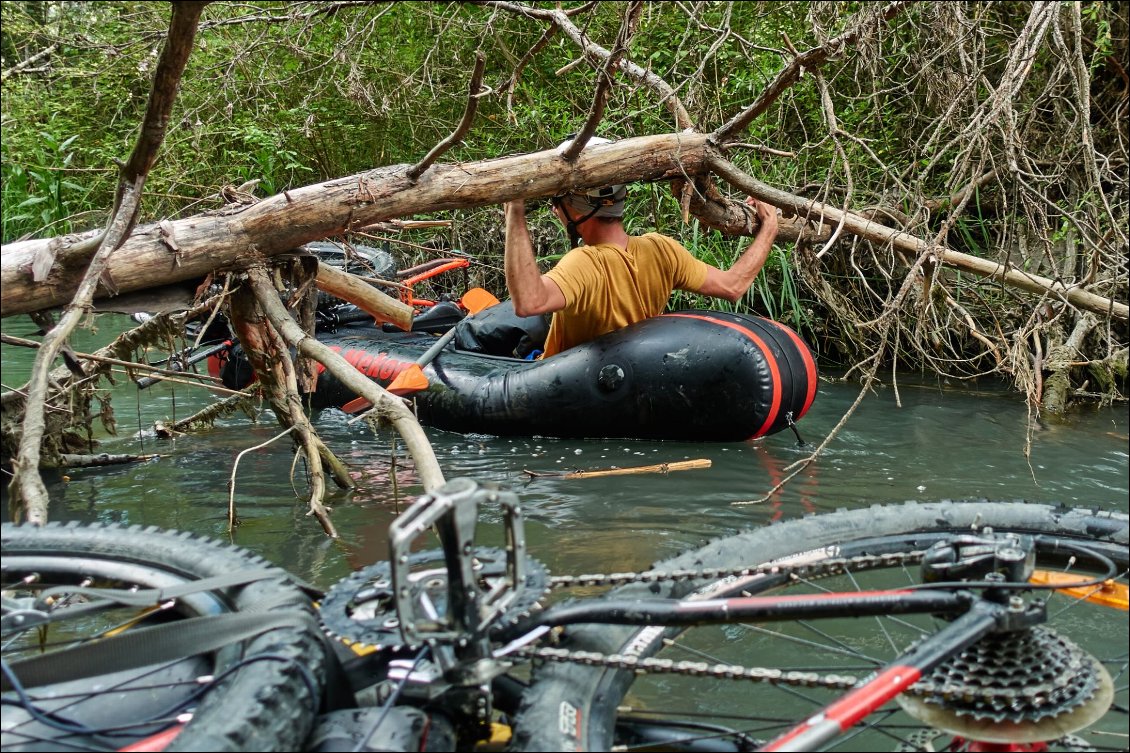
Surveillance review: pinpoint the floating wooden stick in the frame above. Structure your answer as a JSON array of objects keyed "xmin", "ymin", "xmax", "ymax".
[
  {"xmin": 523, "ymin": 458, "xmax": 711, "ymax": 479},
  {"xmin": 56, "ymin": 452, "xmax": 163, "ymax": 468}
]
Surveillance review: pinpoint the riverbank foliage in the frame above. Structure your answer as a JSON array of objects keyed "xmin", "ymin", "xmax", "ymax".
[{"xmin": 3, "ymin": 1, "xmax": 1127, "ymax": 409}]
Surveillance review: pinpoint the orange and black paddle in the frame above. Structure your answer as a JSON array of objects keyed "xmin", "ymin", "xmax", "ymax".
[{"xmin": 342, "ymin": 287, "xmax": 500, "ymax": 413}]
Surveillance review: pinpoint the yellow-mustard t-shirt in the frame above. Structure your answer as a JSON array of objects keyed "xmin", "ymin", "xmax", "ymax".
[{"xmin": 542, "ymin": 233, "xmax": 709, "ymax": 356}]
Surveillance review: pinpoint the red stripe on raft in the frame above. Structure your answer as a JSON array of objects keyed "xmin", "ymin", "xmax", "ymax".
[
  {"xmin": 762, "ymin": 320, "xmax": 817, "ymax": 419},
  {"xmin": 664, "ymin": 313, "xmax": 781, "ymax": 438}
]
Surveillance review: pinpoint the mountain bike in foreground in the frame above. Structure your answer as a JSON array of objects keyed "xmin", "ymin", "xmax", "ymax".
[{"xmin": 2, "ymin": 479, "xmax": 1127, "ymax": 752}]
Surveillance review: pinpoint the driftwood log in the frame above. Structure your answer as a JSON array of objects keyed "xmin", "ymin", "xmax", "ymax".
[
  {"xmin": 1, "ymin": 134, "xmax": 714, "ymax": 316},
  {"xmin": 4, "ymin": 134, "xmax": 1124, "ymax": 323}
]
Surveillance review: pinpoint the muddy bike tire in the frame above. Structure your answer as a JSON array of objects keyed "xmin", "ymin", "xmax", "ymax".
[
  {"xmin": 510, "ymin": 501, "xmax": 1129, "ymax": 752},
  {"xmin": 1, "ymin": 522, "xmax": 328, "ymax": 752}
]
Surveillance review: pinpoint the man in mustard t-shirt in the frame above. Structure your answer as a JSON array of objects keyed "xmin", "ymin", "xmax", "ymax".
[{"xmin": 504, "ymin": 137, "xmax": 779, "ymax": 358}]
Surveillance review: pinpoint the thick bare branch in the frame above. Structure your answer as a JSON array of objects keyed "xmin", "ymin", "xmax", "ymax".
[
  {"xmin": 560, "ymin": 1, "xmax": 644, "ymax": 161},
  {"xmin": 1, "ymin": 43, "xmax": 58, "ymax": 82},
  {"xmin": 484, "ymin": 0, "xmax": 696, "ymax": 130},
  {"xmin": 710, "ymin": 155, "xmax": 1128, "ymax": 321},
  {"xmin": 244, "ymin": 269, "xmax": 446, "ymax": 493},
  {"xmin": 407, "ymin": 51, "xmax": 488, "ymax": 179},
  {"xmin": 7, "ymin": 1, "xmax": 208, "ymax": 524},
  {"xmin": 315, "ymin": 261, "xmax": 414, "ymax": 329}
]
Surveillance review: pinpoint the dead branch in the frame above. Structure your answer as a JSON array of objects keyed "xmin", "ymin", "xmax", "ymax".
[
  {"xmin": 315, "ymin": 261, "xmax": 413, "ymax": 329},
  {"xmin": 1042, "ymin": 313, "xmax": 1099, "ymax": 414},
  {"xmin": 407, "ymin": 51, "xmax": 488, "ymax": 179},
  {"xmin": 1, "ymin": 43, "xmax": 58, "ymax": 82},
  {"xmin": 54, "ymin": 452, "xmax": 162, "ymax": 468},
  {"xmin": 7, "ymin": 2, "xmax": 208, "ymax": 525},
  {"xmin": 523, "ymin": 458, "xmax": 711, "ymax": 479},
  {"xmin": 735, "ymin": 345, "xmax": 890, "ymax": 507},
  {"xmin": 243, "ymin": 266, "xmax": 446, "ymax": 493},
  {"xmin": 484, "ymin": 0, "xmax": 695, "ymax": 130},
  {"xmin": 709, "ymin": 155, "xmax": 1129, "ymax": 321},
  {"xmin": 0, "ymin": 334, "xmax": 223, "ymax": 386},
  {"xmin": 230, "ymin": 275, "xmax": 345, "ymax": 536},
  {"xmin": 560, "ymin": 1, "xmax": 644, "ymax": 161},
  {"xmin": 713, "ymin": 2, "xmax": 908, "ymax": 143},
  {"xmin": 235, "ymin": 270, "xmax": 348, "ymax": 533},
  {"xmin": 228, "ymin": 425, "xmax": 294, "ymax": 531},
  {"xmin": 170, "ymin": 387, "xmax": 261, "ymax": 434},
  {"xmin": 503, "ymin": 26, "xmax": 556, "ymax": 122}
]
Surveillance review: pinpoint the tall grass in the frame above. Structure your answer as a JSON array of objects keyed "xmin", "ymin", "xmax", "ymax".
[{"xmin": 1, "ymin": 131, "xmax": 91, "ymax": 242}]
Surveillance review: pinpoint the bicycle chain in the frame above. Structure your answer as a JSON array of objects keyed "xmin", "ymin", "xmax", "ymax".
[
  {"xmin": 519, "ymin": 646, "xmax": 861, "ymax": 689},
  {"xmin": 522, "ymin": 550, "xmax": 926, "ymax": 690},
  {"xmin": 536, "ymin": 550, "xmax": 1107, "ymax": 716},
  {"xmin": 546, "ymin": 550, "xmax": 925, "ymax": 590}
]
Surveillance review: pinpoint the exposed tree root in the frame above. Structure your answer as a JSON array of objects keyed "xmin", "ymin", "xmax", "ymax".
[{"xmin": 228, "ymin": 277, "xmax": 346, "ymax": 537}]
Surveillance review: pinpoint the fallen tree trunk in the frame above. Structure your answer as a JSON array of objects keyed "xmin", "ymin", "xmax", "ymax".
[
  {"xmin": 4, "ymin": 135, "xmax": 1124, "ymax": 323},
  {"xmin": 1, "ymin": 134, "xmax": 714, "ymax": 316}
]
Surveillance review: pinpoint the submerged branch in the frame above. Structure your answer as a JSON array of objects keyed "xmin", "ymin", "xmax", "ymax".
[
  {"xmin": 244, "ymin": 266, "xmax": 446, "ymax": 493},
  {"xmin": 170, "ymin": 387, "xmax": 262, "ymax": 434},
  {"xmin": 7, "ymin": 2, "xmax": 207, "ymax": 524},
  {"xmin": 54, "ymin": 452, "xmax": 162, "ymax": 468}
]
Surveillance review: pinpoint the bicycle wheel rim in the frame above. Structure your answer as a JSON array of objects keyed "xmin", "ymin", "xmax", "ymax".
[
  {"xmin": 511, "ymin": 501, "xmax": 1129, "ymax": 752},
  {"xmin": 1, "ymin": 522, "xmax": 326, "ymax": 753}
]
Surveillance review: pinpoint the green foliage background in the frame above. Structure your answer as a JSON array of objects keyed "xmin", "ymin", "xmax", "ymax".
[{"xmin": 2, "ymin": 1, "xmax": 1126, "ymax": 393}]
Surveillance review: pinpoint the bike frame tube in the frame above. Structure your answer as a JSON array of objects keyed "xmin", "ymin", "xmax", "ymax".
[
  {"xmin": 398, "ymin": 258, "xmax": 471, "ymax": 309},
  {"xmin": 531, "ymin": 589, "xmax": 972, "ymax": 629},
  {"xmin": 397, "ymin": 257, "xmax": 471, "ymax": 280},
  {"xmin": 760, "ymin": 599, "xmax": 1004, "ymax": 752},
  {"xmin": 399, "ymin": 259, "xmax": 470, "ymax": 288}
]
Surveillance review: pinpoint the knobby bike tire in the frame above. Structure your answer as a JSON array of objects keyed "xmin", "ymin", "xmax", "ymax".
[
  {"xmin": 510, "ymin": 500, "xmax": 1129, "ymax": 752},
  {"xmin": 1, "ymin": 522, "xmax": 328, "ymax": 753}
]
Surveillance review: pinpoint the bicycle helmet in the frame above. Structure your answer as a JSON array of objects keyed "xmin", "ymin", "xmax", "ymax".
[{"xmin": 553, "ymin": 136, "xmax": 627, "ymax": 220}]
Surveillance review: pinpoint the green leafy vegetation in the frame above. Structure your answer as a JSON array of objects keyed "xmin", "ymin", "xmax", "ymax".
[{"xmin": 2, "ymin": 1, "xmax": 1125, "ymax": 404}]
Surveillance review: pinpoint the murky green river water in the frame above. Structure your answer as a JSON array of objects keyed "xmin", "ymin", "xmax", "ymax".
[{"xmin": 3, "ymin": 314, "xmax": 1126, "ymax": 592}]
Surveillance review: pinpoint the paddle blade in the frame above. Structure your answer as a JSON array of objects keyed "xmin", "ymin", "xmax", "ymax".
[
  {"xmin": 341, "ymin": 396, "xmax": 372, "ymax": 414},
  {"xmin": 461, "ymin": 287, "xmax": 500, "ymax": 314},
  {"xmin": 1030, "ymin": 570, "xmax": 1129, "ymax": 610},
  {"xmin": 386, "ymin": 364, "xmax": 429, "ymax": 396}
]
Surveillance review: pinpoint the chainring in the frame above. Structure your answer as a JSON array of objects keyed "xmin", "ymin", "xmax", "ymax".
[{"xmin": 319, "ymin": 546, "xmax": 548, "ymax": 649}]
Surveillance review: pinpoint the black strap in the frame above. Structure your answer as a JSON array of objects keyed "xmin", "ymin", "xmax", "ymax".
[
  {"xmin": 34, "ymin": 567, "xmax": 284, "ymax": 618},
  {"xmin": 1, "ymin": 609, "xmax": 319, "ymax": 691},
  {"xmin": 556, "ymin": 198, "xmax": 600, "ymax": 249}
]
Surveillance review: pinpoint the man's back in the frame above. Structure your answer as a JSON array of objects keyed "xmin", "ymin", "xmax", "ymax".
[{"xmin": 542, "ymin": 233, "xmax": 708, "ymax": 356}]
